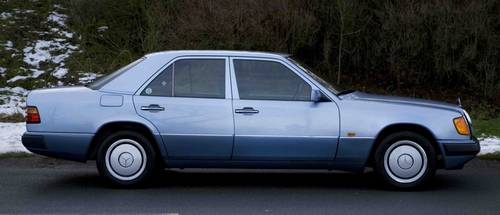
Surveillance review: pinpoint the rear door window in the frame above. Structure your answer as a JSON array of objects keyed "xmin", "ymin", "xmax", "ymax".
[{"xmin": 142, "ymin": 59, "xmax": 225, "ymax": 98}]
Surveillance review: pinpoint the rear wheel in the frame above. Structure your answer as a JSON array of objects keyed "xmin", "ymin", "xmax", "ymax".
[
  {"xmin": 96, "ymin": 131, "xmax": 157, "ymax": 186},
  {"xmin": 374, "ymin": 131, "xmax": 436, "ymax": 189}
]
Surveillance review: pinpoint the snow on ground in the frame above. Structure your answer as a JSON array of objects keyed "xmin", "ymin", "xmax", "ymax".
[
  {"xmin": 0, "ymin": 87, "xmax": 27, "ymax": 115},
  {"xmin": 478, "ymin": 136, "xmax": 500, "ymax": 155},
  {"xmin": 0, "ymin": 122, "xmax": 498, "ymax": 155},
  {"xmin": 22, "ymin": 39, "xmax": 77, "ymax": 71},
  {"xmin": 0, "ymin": 123, "xmax": 28, "ymax": 153}
]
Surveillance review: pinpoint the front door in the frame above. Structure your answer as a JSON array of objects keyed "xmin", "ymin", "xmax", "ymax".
[
  {"xmin": 230, "ymin": 58, "xmax": 340, "ymax": 160},
  {"xmin": 134, "ymin": 57, "xmax": 234, "ymax": 160}
]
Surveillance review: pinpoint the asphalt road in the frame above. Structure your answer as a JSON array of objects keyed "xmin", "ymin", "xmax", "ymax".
[{"xmin": 0, "ymin": 156, "xmax": 499, "ymax": 214}]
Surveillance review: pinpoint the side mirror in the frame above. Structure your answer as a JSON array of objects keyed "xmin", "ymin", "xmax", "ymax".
[{"xmin": 311, "ymin": 89, "xmax": 324, "ymax": 102}]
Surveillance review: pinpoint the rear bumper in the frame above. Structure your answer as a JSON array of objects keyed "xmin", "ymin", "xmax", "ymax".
[
  {"xmin": 439, "ymin": 136, "xmax": 480, "ymax": 170},
  {"xmin": 22, "ymin": 132, "xmax": 94, "ymax": 162}
]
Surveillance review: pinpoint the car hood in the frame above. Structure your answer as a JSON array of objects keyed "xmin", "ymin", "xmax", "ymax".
[{"xmin": 340, "ymin": 91, "xmax": 463, "ymax": 112}]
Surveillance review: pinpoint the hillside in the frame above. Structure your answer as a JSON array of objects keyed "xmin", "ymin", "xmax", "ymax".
[{"xmin": 0, "ymin": 0, "xmax": 97, "ymax": 120}]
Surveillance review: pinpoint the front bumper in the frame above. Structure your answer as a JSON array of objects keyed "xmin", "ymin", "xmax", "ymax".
[
  {"xmin": 439, "ymin": 136, "xmax": 480, "ymax": 169},
  {"xmin": 22, "ymin": 132, "xmax": 94, "ymax": 162},
  {"xmin": 443, "ymin": 138, "xmax": 480, "ymax": 156}
]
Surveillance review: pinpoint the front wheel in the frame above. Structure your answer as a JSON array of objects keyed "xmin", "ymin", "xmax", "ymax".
[
  {"xmin": 96, "ymin": 131, "xmax": 157, "ymax": 187},
  {"xmin": 374, "ymin": 131, "xmax": 436, "ymax": 189}
]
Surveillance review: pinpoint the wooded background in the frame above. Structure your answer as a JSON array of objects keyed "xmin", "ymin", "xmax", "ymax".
[{"xmin": 65, "ymin": 0, "xmax": 500, "ymax": 116}]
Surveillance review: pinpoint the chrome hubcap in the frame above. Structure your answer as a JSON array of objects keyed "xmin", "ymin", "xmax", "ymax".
[
  {"xmin": 384, "ymin": 140, "xmax": 427, "ymax": 183},
  {"xmin": 105, "ymin": 139, "xmax": 146, "ymax": 181}
]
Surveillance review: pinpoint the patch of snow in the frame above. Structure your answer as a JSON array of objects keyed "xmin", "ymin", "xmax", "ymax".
[
  {"xmin": 0, "ymin": 87, "xmax": 27, "ymax": 115},
  {"xmin": 3, "ymin": 40, "xmax": 13, "ymax": 50},
  {"xmin": 47, "ymin": 11, "xmax": 67, "ymax": 27},
  {"xmin": 97, "ymin": 26, "xmax": 109, "ymax": 33},
  {"xmin": 0, "ymin": 12, "xmax": 13, "ymax": 20},
  {"xmin": 79, "ymin": 72, "xmax": 99, "ymax": 84},
  {"xmin": 0, "ymin": 96, "xmax": 25, "ymax": 115},
  {"xmin": 23, "ymin": 40, "xmax": 53, "ymax": 67},
  {"xmin": 52, "ymin": 68, "xmax": 68, "ymax": 79},
  {"xmin": 7, "ymin": 87, "xmax": 28, "ymax": 95},
  {"xmin": 0, "ymin": 123, "xmax": 28, "ymax": 153},
  {"xmin": 7, "ymin": 68, "xmax": 45, "ymax": 82},
  {"xmin": 23, "ymin": 39, "xmax": 77, "ymax": 68},
  {"xmin": 7, "ymin": 75, "xmax": 29, "ymax": 83},
  {"xmin": 13, "ymin": 9, "xmax": 35, "ymax": 14},
  {"xmin": 0, "ymin": 67, "xmax": 6, "ymax": 74},
  {"xmin": 479, "ymin": 136, "xmax": 500, "ymax": 155},
  {"xmin": 50, "ymin": 27, "xmax": 74, "ymax": 38},
  {"xmin": 61, "ymin": 30, "xmax": 74, "ymax": 38},
  {"xmin": 30, "ymin": 69, "xmax": 45, "ymax": 78}
]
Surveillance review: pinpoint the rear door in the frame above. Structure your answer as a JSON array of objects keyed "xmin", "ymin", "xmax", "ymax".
[
  {"xmin": 230, "ymin": 57, "xmax": 340, "ymax": 160},
  {"xmin": 133, "ymin": 57, "xmax": 234, "ymax": 160}
]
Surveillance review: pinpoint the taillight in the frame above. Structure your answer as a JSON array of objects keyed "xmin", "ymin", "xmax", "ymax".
[{"xmin": 26, "ymin": 106, "xmax": 41, "ymax": 124}]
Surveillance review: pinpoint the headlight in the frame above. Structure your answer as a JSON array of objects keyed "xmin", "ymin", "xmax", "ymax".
[{"xmin": 453, "ymin": 116, "xmax": 470, "ymax": 136}]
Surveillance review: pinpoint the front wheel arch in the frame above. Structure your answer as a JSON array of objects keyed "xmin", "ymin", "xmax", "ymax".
[{"xmin": 368, "ymin": 123, "xmax": 442, "ymax": 167}]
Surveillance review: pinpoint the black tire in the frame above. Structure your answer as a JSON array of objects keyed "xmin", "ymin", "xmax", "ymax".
[
  {"xmin": 374, "ymin": 131, "xmax": 436, "ymax": 189},
  {"xmin": 96, "ymin": 131, "xmax": 157, "ymax": 187}
]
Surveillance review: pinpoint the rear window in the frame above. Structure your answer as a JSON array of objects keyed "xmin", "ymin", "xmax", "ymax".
[{"xmin": 88, "ymin": 57, "xmax": 145, "ymax": 90}]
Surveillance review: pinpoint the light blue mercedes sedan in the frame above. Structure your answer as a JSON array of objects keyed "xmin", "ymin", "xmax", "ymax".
[{"xmin": 22, "ymin": 50, "xmax": 479, "ymax": 188}]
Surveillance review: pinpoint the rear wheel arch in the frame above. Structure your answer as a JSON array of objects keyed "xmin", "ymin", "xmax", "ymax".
[
  {"xmin": 369, "ymin": 123, "xmax": 443, "ymax": 167},
  {"xmin": 87, "ymin": 121, "xmax": 163, "ymax": 161}
]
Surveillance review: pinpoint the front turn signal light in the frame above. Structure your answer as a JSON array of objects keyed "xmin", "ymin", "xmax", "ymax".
[{"xmin": 453, "ymin": 116, "xmax": 470, "ymax": 135}]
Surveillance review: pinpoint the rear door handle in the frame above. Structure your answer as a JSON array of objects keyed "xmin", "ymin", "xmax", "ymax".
[
  {"xmin": 141, "ymin": 104, "xmax": 165, "ymax": 112},
  {"xmin": 235, "ymin": 107, "xmax": 259, "ymax": 114}
]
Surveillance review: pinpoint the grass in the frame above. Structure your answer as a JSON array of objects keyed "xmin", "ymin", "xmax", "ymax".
[
  {"xmin": 473, "ymin": 117, "xmax": 500, "ymax": 137},
  {"xmin": 0, "ymin": 152, "xmax": 33, "ymax": 159},
  {"xmin": 478, "ymin": 152, "xmax": 500, "ymax": 161}
]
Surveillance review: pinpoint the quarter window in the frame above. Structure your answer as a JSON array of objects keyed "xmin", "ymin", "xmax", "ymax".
[
  {"xmin": 142, "ymin": 59, "xmax": 225, "ymax": 98},
  {"xmin": 233, "ymin": 60, "xmax": 311, "ymax": 101},
  {"xmin": 141, "ymin": 65, "xmax": 173, "ymax": 96}
]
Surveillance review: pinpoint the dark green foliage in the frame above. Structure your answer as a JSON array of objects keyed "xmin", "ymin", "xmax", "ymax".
[{"xmin": 65, "ymin": 0, "xmax": 500, "ymax": 115}]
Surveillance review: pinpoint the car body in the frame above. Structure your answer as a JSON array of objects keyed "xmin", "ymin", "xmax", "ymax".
[{"xmin": 22, "ymin": 50, "xmax": 480, "ymax": 188}]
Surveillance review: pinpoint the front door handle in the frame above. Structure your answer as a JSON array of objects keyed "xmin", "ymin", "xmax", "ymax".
[
  {"xmin": 235, "ymin": 107, "xmax": 259, "ymax": 114},
  {"xmin": 141, "ymin": 104, "xmax": 165, "ymax": 112}
]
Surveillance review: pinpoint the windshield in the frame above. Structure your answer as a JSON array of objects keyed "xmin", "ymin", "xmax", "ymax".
[
  {"xmin": 287, "ymin": 57, "xmax": 340, "ymax": 94},
  {"xmin": 88, "ymin": 57, "xmax": 146, "ymax": 90}
]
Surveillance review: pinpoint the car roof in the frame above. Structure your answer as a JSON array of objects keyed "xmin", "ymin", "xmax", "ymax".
[
  {"xmin": 145, "ymin": 50, "xmax": 290, "ymax": 58},
  {"xmin": 99, "ymin": 50, "xmax": 291, "ymax": 94}
]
